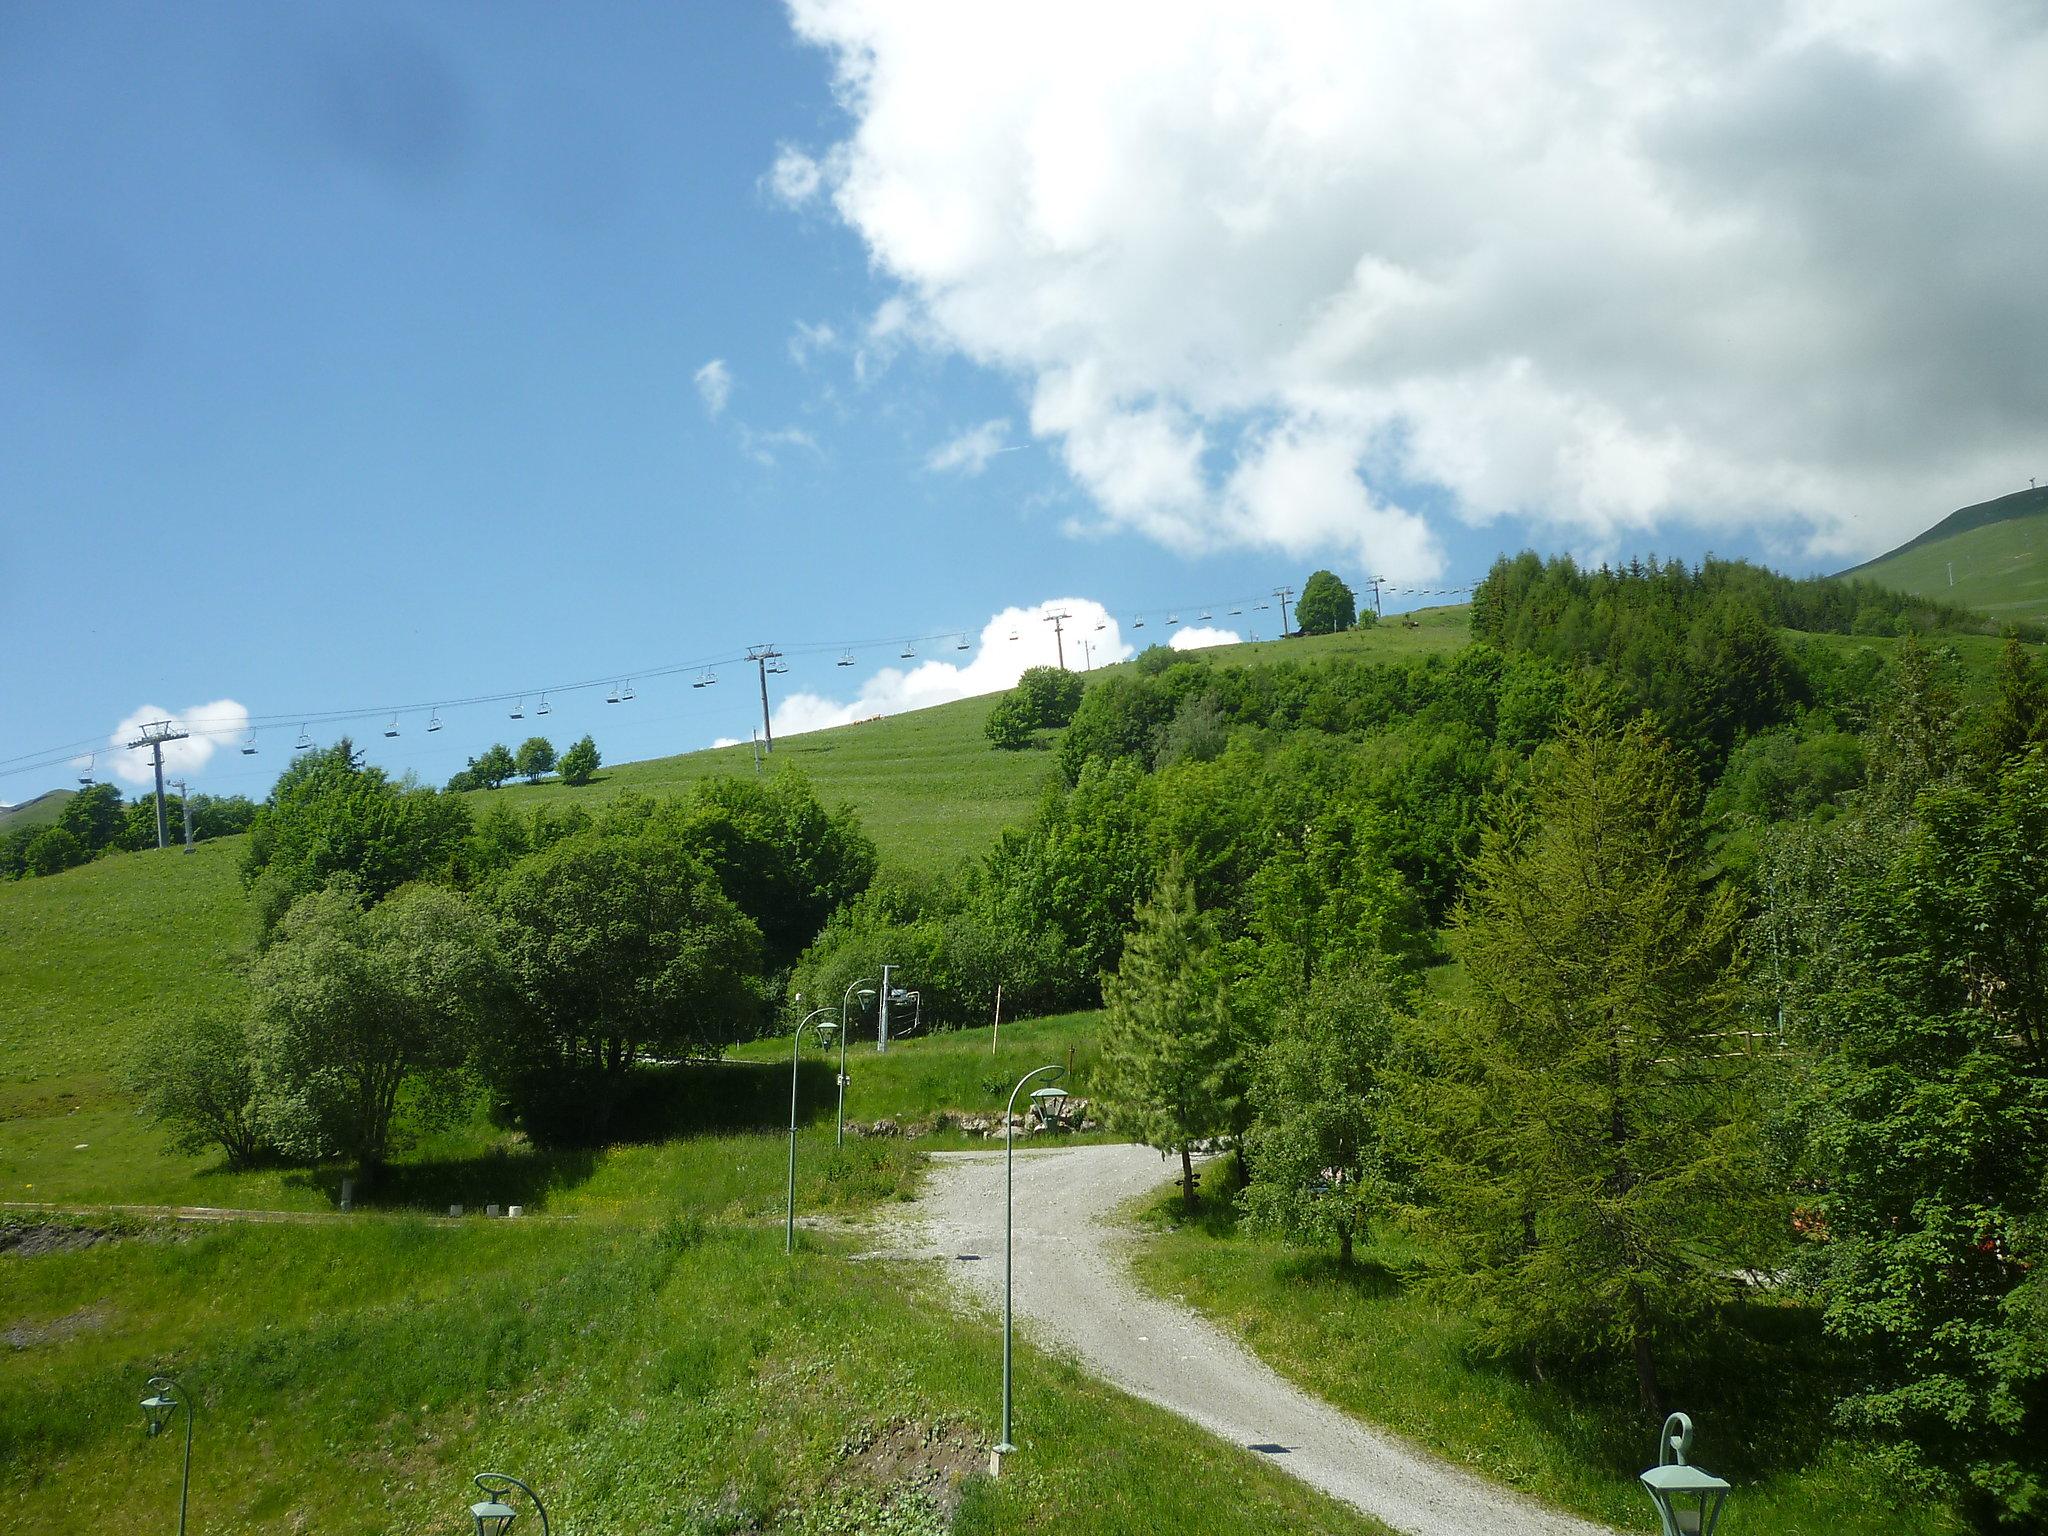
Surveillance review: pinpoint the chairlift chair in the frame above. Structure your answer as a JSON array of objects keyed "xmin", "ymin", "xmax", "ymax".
[
  {"xmin": 1229, "ymin": 605, "xmax": 1242, "ymax": 615},
  {"xmin": 1094, "ymin": 619, "xmax": 1106, "ymax": 630},
  {"xmin": 294, "ymin": 726, "xmax": 313, "ymax": 751},
  {"xmin": 536, "ymin": 694, "xmax": 551, "ymax": 715},
  {"xmin": 622, "ymin": 680, "xmax": 636, "ymax": 700},
  {"xmin": 1166, "ymin": 613, "xmax": 1180, "ymax": 625},
  {"xmin": 1008, "ymin": 628, "xmax": 1020, "ymax": 641},
  {"xmin": 606, "ymin": 685, "xmax": 620, "ymax": 704},
  {"xmin": 240, "ymin": 733, "xmax": 258, "ymax": 756},
  {"xmin": 837, "ymin": 652, "xmax": 855, "ymax": 668},
  {"xmin": 384, "ymin": 715, "xmax": 400, "ymax": 739},
  {"xmin": 900, "ymin": 642, "xmax": 916, "ymax": 659},
  {"xmin": 1199, "ymin": 608, "xmax": 1213, "ymax": 621},
  {"xmin": 955, "ymin": 634, "xmax": 970, "ymax": 651},
  {"xmin": 1133, "ymin": 616, "xmax": 1146, "ymax": 629},
  {"xmin": 77, "ymin": 753, "xmax": 95, "ymax": 785},
  {"xmin": 509, "ymin": 698, "xmax": 525, "ymax": 720},
  {"xmin": 427, "ymin": 710, "xmax": 443, "ymax": 732}
]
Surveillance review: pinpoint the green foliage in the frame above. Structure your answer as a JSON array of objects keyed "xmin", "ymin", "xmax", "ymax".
[
  {"xmin": 1295, "ymin": 569, "xmax": 1357, "ymax": 635},
  {"xmin": 488, "ymin": 828, "xmax": 764, "ymax": 1141},
  {"xmin": 467, "ymin": 741, "xmax": 517, "ymax": 789},
  {"xmin": 1240, "ymin": 957, "xmax": 1402, "ymax": 1264},
  {"xmin": 1408, "ymin": 713, "xmax": 1776, "ymax": 1418},
  {"xmin": 1706, "ymin": 723, "xmax": 1866, "ymax": 824},
  {"xmin": 1100, "ymin": 859, "xmax": 1238, "ymax": 1210},
  {"xmin": 249, "ymin": 882, "xmax": 507, "ymax": 1178},
  {"xmin": 513, "ymin": 734, "xmax": 556, "ymax": 783},
  {"xmin": 1982, "ymin": 634, "xmax": 2048, "ymax": 765},
  {"xmin": 983, "ymin": 689, "xmax": 1036, "ymax": 749},
  {"xmin": 1016, "ymin": 663, "xmax": 1084, "ymax": 725},
  {"xmin": 1766, "ymin": 749, "xmax": 2048, "ymax": 1518},
  {"xmin": 242, "ymin": 740, "xmax": 471, "ymax": 942},
  {"xmin": 23, "ymin": 825, "xmax": 84, "ymax": 876},
  {"xmin": 557, "ymin": 732, "xmax": 601, "ymax": 786},
  {"xmin": 55, "ymin": 782, "xmax": 123, "ymax": 854},
  {"xmin": 133, "ymin": 1004, "xmax": 267, "ymax": 1168}
]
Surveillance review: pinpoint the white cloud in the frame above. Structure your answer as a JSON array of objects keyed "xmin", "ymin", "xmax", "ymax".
[
  {"xmin": 711, "ymin": 736, "xmax": 744, "ymax": 749},
  {"xmin": 924, "ymin": 418, "xmax": 1013, "ymax": 476},
  {"xmin": 789, "ymin": 319, "xmax": 839, "ymax": 366},
  {"xmin": 770, "ymin": 598, "xmax": 1130, "ymax": 738},
  {"xmin": 768, "ymin": 145, "xmax": 825, "ymax": 205},
  {"xmin": 1169, "ymin": 625, "xmax": 1242, "ymax": 651},
  {"xmin": 739, "ymin": 424, "xmax": 820, "ymax": 467},
  {"xmin": 693, "ymin": 358, "xmax": 732, "ymax": 417},
  {"xmin": 106, "ymin": 700, "xmax": 251, "ymax": 787},
  {"xmin": 781, "ymin": 0, "xmax": 2048, "ymax": 566}
]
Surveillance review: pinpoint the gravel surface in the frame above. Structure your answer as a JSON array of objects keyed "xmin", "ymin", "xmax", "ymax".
[{"xmin": 883, "ymin": 1142, "xmax": 1614, "ymax": 1536}]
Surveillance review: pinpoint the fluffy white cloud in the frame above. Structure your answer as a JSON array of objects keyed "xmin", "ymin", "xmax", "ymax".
[
  {"xmin": 770, "ymin": 598, "xmax": 1130, "ymax": 737},
  {"xmin": 693, "ymin": 357, "xmax": 732, "ymax": 416},
  {"xmin": 106, "ymin": 700, "xmax": 251, "ymax": 787},
  {"xmin": 924, "ymin": 418, "xmax": 1013, "ymax": 476},
  {"xmin": 768, "ymin": 145, "xmax": 826, "ymax": 204},
  {"xmin": 1169, "ymin": 625, "xmax": 1241, "ymax": 652},
  {"xmin": 781, "ymin": 0, "xmax": 2048, "ymax": 566}
]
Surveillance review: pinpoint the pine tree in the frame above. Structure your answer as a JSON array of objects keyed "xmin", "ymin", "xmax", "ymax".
[
  {"xmin": 1410, "ymin": 712, "xmax": 1774, "ymax": 1419},
  {"xmin": 1100, "ymin": 858, "xmax": 1238, "ymax": 1213}
]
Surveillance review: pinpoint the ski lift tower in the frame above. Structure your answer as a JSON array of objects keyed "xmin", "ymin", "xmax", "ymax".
[
  {"xmin": 125, "ymin": 719, "xmax": 190, "ymax": 851},
  {"xmin": 875, "ymin": 963, "xmax": 917, "ymax": 1053}
]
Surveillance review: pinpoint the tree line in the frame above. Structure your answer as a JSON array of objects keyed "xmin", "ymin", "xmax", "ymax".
[{"xmin": 0, "ymin": 782, "xmax": 258, "ymax": 880}]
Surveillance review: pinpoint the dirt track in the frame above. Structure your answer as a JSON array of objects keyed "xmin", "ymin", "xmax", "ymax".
[{"xmin": 883, "ymin": 1143, "xmax": 1613, "ymax": 1536}]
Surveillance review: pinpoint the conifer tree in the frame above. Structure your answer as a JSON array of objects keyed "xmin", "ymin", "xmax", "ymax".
[
  {"xmin": 1101, "ymin": 858, "xmax": 1237, "ymax": 1212},
  {"xmin": 1409, "ymin": 711, "xmax": 1774, "ymax": 1420}
]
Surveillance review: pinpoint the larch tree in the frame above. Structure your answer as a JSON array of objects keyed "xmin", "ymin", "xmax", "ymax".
[{"xmin": 1409, "ymin": 711, "xmax": 1775, "ymax": 1420}]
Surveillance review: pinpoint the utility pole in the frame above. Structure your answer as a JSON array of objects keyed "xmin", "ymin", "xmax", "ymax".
[
  {"xmin": 1366, "ymin": 576, "xmax": 1386, "ymax": 618},
  {"xmin": 170, "ymin": 779, "xmax": 194, "ymax": 853},
  {"xmin": 1272, "ymin": 586, "xmax": 1295, "ymax": 638},
  {"xmin": 125, "ymin": 720, "xmax": 189, "ymax": 851},
  {"xmin": 747, "ymin": 644, "xmax": 783, "ymax": 753},
  {"xmin": 1080, "ymin": 638, "xmax": 1094, "ymax": 672},
  {"xmin": 1042, "ymin": 610, "xmax": 1072, "ymax": 670},
  {"xmin": 877, "ymin": 963, "xmax": 893, "ymax": 1053}
]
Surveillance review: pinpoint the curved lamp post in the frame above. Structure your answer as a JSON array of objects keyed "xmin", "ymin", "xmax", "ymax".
[
  {"xmin": 788, "ymin": 1004, "xmax": 839, "ymax": 1254},
  {"xmin": 140, "ymin": 1374, "xmax": 194, "ymax": 1536},
  {"xmin": 995, "ymin": 1062, "xmax": 1063, "ymax": 1462},
  {"xmin": 469, "ymin": 1471, "xmax": 551, "ymax": 1536},
  {"xmin": 1639, "ymin": 1412, "xmax": 1730, "ymax": 1536},
  {"xmin": 838, "ymin": 978, "xmax": 877, "ymax": 1146}
]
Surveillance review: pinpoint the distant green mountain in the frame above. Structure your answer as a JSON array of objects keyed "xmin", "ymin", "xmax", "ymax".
[
  {"xmin": 1840, "ymin": 485, "xmax": 2048, "ymax": 621},
  {"xmin": 0, "ymin": 787, "xmax": 75, "ymax": 832}
]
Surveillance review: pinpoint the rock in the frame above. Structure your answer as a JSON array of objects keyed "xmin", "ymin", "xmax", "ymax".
[
  {"xmin": 957, "ymin": 1115, "xmax": 991, "ymax": 1135},
  {"xmin": 870, "ymin": 1118, "xmax": 902, "ymax": 1138}
]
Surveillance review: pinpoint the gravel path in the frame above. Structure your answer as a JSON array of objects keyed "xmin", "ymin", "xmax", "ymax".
[{"xmin": 882, "ymin": 1142, "xmax": 1613, "ymax": 1536}]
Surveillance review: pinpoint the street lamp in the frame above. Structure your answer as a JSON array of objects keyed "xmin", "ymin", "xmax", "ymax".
[
  {"xmin": 1639, "ymin": 1413, "xmax": 1731, "ymax": 1536},
  {"xmin": 1029, "ymin": 1082, "xmax": 1077, "ymax": 1132},
  {"xmin": 140, "ymin": 1374, "xmax": 194, "ymax": 1536},
  {"xmin": 788, "ymin": 1004, "xmax": 839, "ymax": 1255},
  {"xmin": 468, "ymin": 1471, "xmax": 551, "ymax": 1536},
  {"xmin": 837, "ymin": 978, "xmax": 877, "ymax": 1147},
  {"xmin": 995, "ymin": 1062, "xmax": 1063, "ymax": 1465}
]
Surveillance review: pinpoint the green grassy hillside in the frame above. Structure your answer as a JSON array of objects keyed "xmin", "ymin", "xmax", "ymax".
[
  {"xmin": 1840, "ymin": 485, "xmax": 2048, "ymax": 621},
  {"xmin": 0, "ymin": 789, "xmax": 75, "ymax": 833}
]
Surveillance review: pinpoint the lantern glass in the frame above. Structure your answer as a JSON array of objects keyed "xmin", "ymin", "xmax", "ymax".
[
  {"xmin": 1030, "ymin": 1084, "xmax": 1072, "ymax": 1123},
  {"xmin": 471, "ymin": 1499, "xmax": 519, "ymax": 1536},
  {"xmin": 140, "ymin": 1393, "xmax": 176, "ymax": 1437}
]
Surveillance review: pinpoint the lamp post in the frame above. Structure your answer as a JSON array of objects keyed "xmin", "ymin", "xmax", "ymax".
[
  {"xmin": 140, "ymin": 1374, "xmax": 194, "ymax": 1536},
  {"xmin": 788, "ymin": 1004, "xmax": 839, "ymax": 1254},
  {"xmin": 995, "ymin": 1062, "xmax": 1063, "ymax": 1465},
  {"xmin": 1639, "ymin": 1412, "xmax": 1731, "ymax": 1536},
  {"xmin": 468, "ymin": 1471, "xmax": 551, "ymax": 1536},
  {"xmin": 838, "ymin": 978, "xmax": 876, "ymax": 1147}
]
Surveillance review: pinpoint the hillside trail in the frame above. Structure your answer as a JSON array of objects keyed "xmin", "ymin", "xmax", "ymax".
[{"xmin": 872, "ymin": 1142, "xmax": 1614, "ymax": 1536}]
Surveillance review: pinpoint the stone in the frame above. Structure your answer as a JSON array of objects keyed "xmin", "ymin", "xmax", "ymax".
[{"xmin": 507, "ymin": 1205, "xmax": 523, "ymax": 1218}]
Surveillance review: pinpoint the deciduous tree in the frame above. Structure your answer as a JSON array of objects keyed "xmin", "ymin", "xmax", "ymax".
[
  {"xmin": 1295, "ymin": 570, "xmax": 1357, "ymax": 635},
  {"xmin": 515, "ymin": 735, "xmax": 557, "ymax": 783},
  {"xmin": 557, "ymin": 734, "xmax": 601, "ymax": 786}
]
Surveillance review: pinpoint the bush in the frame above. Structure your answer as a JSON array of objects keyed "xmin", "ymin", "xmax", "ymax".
[
  {"xmin": 23, "ymin": 825, "xmax": 84, "ymax": 876},
  {"xmin": 558, "ymin": 734, "xmax": 601, "ymax": 786},
  {"xmin": 135, "ymin": 1006, "xmax": 269, "ymax": 1168}
]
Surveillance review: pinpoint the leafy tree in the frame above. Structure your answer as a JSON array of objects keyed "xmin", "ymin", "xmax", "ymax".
[
  {"xmin": 984, "ymin": 691, "xmax": 1036, "ymax": 750},
  {"xmin": 1295, "ymin": 570, "xmax": 1357, "ymax": 635},
  {"xmin": 469, "ymin": 742, "xmax": 517, "ymax": 790},
  {"xmin": 1982, "ymin": 635, "xmax": 2048, "ymax": 768},
  {"xmin": 557, "ymin": 734, "xmax": 601, "ymax": 786},
  {"xmin": 515, "ymin": 736, "xmax": 557, "ymax": 783},
  {"xmin": 1241, "ymin": 957, "xmax": 1403, "ymax": 1265},
  {"xmin": 489, "ymin": 829, "xmax": 764, "ymax": 1139},
  {"xmin": 23, "ymin": 825, "xmax": 84, "ymax": 876},
  {"xmin": 1016, "ymin": 665, "xmax": 1085, "ymax": 727},
  {"xmin": 1773, "ymin": 752, "xmax": 2048, "ymax": 1516},
  {"xmin": 56, "ymin": 782, "xmax": 124, "ymax": 854},
  {"xmin": 1154, "ymin": 691, "xmax": 1227, "ymax": 768},
  {"xmin": 135, "ymin": 1005, "xmax": 268, "ymax": 1168},
  {"xmin": 249, "ymin": 882, "xmax": 506, "ymax": 1182},
  {"xmin": 1409, "ymin": 713, "xmax": 1774, "ymax": 1419},
  {"xmin": 0, "ymin": 826, "xmax": 32, "ymax": 880},
  {"xmin": 242, "ymin": 741, "xmax": 471, "ymax": 943},
  {"xmin": 1100, "ymin": 859, "xmax": 1238, "ymax": 1212}
]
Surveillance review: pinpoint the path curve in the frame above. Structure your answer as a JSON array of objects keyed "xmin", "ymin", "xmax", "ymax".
[{"xmin": 881, "ymin": 1143, "xmax": 1613, "ymax": 1536}]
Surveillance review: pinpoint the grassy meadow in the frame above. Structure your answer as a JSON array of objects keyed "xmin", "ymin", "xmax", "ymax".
[
  {"xmin": 1841, "ymin": 488, "xmax": 2048, "ymax": 622},
  {"xmin": 1129, "ymin": 1166, "xmax": 1969, "ymax": 1536}
]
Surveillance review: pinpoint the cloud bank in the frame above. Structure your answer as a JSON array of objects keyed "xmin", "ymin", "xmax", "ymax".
[
  {"xmin": 769, "ymin": 597, "xmax": 1131, "ymax": 737},
  {"xmin": 781, "ymin": 0, "xmax": 2048, "ymax": 567},
  {"xmin": 106, "ymin": 700, "xmax": 251, "ymax": 787},
  {"xmin": 1169, "ymin": 625, "xmax": 1241, "ymax": 652}
]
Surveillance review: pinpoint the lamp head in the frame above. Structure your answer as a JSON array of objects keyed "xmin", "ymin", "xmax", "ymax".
[
  {"xmin": 140, "ymin": 1385, "xmax": 177, "ymax": 1437},
  {"xmin": 471, "ymin": 1499, "xmax": 519, "ymax": 1536}
]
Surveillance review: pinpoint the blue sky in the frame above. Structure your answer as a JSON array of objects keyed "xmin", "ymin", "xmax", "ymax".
[{"xmin": 5, "ymin": 2, "xmax": 2038, "ymax": 803}]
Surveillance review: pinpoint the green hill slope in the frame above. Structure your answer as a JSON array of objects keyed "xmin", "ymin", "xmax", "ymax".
[
  {"xmin": 1840, "ymin": 485, "xmax": 2048, "ymax": 620},
  {"xmin": 0, "ymin": 788, "xmax": 76, "ymax": 832}
]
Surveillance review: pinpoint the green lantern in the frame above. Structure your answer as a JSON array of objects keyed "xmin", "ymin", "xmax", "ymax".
[
  {"xmin": 468, "ymin": 1473, "xmax": 550, "ymax": 1536},
  {"xmin": 1639, "ymin": 1412, "xmax": 1731, "ymax": 1536}
]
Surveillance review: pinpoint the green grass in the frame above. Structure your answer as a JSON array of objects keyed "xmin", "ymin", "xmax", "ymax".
[
  {"xmin": 1129, "ymin": 1165, "xmax": 1967, "ymax": 1536},
  {"xmin": 1840, "ymin": 488, "xmax": 2048, "ymax": 621},
  {"xmin": 1, "ymin": 1213, "xmax": 1392, "ymax": 1535},
  {"xmin": 0, "ymin": 788, "xmax": 76, "ymax": 833}
]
